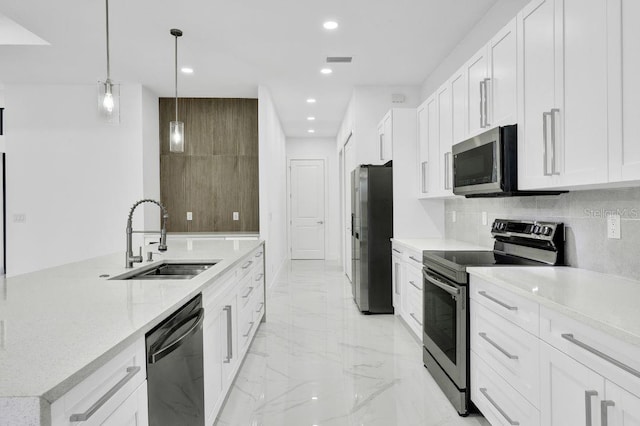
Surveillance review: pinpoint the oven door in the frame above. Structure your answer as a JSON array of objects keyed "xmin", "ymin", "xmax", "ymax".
[
  {"xmin": 422, "ymin": 268, "xmax": 467, "ymax": 389},
  {"xmin": 452, "ymin": 126, "xmax": 502, "ymax": 196}
]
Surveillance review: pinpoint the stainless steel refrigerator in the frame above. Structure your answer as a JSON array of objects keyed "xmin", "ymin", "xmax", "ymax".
[{"xmin": 351, "ymin": 163, "xmax": 393, "ymax": 314}]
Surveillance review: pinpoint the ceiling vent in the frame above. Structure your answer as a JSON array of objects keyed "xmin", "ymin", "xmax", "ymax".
[{"xmin": 326, "ymin": 56, "xmax": 353, "ymax": 63}]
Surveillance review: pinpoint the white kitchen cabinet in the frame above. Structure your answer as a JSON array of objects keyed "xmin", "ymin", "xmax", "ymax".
[
  {"xmin": 518, "ymin": 0, "xmax": 610, "ymax": 190},
  {"xmin": 50, "ymin": 340, "xmax": 147, "ymax": 426},
  {"xmin": 391, "ymin": 242, "xmax": 423, "ymax": 342},
  {"xmin": 450, "ymin": 65, "xmax": 468, "ymax": 145},
  {"xmin": 466, "ymin": 45, "xmax": 489, "ymax": 138},
  {"xmin": 376, "ymin": 111, "xmax": 393, "ymax": 164},
  {"xmin": 604, "ymin": 381, "xmax": 640, "ymax": 426},
  {"xmin": 392, "ymin": 248, "xmax": 404, "ymax": 315},
  {"xmin": 487, "ymin": 17, "xmax": 517, "ymax": 128},
  {"xmin": 437, "ymin": 83, "xmax": 454, "ymax": 197},
  {"xmin": 417, "ymin": 95, "xmax": 438, "ymax": 197}
]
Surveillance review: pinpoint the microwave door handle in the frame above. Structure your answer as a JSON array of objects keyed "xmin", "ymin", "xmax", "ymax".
[
  {"xmin": 543, "ymin": 111, "xmax": 553, "ymax": 176},
  {"xmin": 423, "ymin": 270, "xmax": 460, "ymax": 296}
]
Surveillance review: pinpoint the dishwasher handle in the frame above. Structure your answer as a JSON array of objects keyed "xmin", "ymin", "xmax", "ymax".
[{"xmin": 149, "ymin": 308, "xmax": 204, "ymax": 364}]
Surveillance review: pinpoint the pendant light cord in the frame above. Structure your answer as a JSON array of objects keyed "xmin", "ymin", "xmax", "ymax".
[
  {"xmin": 174, "ymin": 33, "xmax": 178, "ymax": 121},
  {"xmin": 105, "ymin": 0, "xmax": 111, "ymax": 82}
]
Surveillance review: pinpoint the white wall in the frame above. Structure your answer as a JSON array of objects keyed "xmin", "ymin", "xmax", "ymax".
[
  {"xmin": 3, "ymin": 84, "xmax": 155, "ymax": 276},
  {"xmin": 141, "ymin": 87, "xmax": 160, "ymax": 230},
  {"xmin": 258, "ymin": 86, "xmax": 288, "ymax": 288},
  {"xmin": 286, "ymin": 138, "xmax": 340, "ymax": 260},
  {"xmin": 421, "ymin": 0, "xmax": 529, "ymax": 99}
]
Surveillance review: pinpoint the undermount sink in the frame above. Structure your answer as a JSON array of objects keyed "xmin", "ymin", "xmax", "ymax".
[{"xmin": 110, "ymin": 261, "xmax": 218, "ymax": 280}]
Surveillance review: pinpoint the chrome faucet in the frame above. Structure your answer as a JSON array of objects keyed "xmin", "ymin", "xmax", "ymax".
[{"xmin": 126, "ymin": 199, "xmax": 169, "ymax": 268}]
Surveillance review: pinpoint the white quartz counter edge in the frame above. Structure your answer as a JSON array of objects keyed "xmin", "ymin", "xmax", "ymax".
[
  {"xmin": 0, "ymin": 239, "xmax": 264, "ymax": 404},
  {"xmin": 467, "ymin": 266, "xmax": 640, "ymax": 348},
  {"xmin": 391, "ymin": 238, "xmax": 490, "ymax": 253}
]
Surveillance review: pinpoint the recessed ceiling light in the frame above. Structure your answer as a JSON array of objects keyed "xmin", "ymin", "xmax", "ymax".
[
  {"xmin": 306, "ymin": 98, "xmax": 316, "ymax": 104},
  {"xmin": 308, "ymin": 129, "xmax": 315, "ymax": 133},
  {"xmin": 323, "ymin": 21, "xmax": 338, "ymax": 30},
  {"xmin": 307, "ymin": 116, "xmax": 316, "ymax": 121},
  {"xmin": 311, "ymin": 396, "xmax": 319, "ymax": 400},
  {"xmin": 320, "ymin": 68, "xmax": 333, "ymax": 75},
  {"xmin": 181, "ymin": 67, "xmax": 194, "ymax": 74}
]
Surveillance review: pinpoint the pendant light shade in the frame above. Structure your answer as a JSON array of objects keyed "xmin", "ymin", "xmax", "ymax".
[
  {"xmin": 170, "ymin": 28, "xmax": 184, "ymax": 153},
  {"xmin": 98, "ymin": 0, "xmax": 120, "ymax": 124}
]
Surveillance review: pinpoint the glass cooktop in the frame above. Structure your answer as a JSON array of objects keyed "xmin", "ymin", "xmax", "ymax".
[{"xmin": 423, "ymin": 250, "xmax": 547, "ymax": 269}]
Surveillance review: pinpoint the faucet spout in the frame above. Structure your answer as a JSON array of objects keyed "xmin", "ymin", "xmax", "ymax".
[{"xmin": 126, "ymin": 199, "xmax": 169, "ymax": 268}]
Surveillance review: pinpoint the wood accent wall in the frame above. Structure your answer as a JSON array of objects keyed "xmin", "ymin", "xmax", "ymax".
[{"xmin": 159, "ymin": 98, "xmax": 259, "ymax": 232}]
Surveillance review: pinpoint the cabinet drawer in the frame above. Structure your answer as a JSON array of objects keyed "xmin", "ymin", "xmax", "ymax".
[
  {"xmin": 238, "ymin": 274, "xmax": 257, "ymax": 311},
  {"xmin": 540, "ymin": 306, "xmax": 640, "ymax": 399},
  {"xmin": 470, "ymin": 275, "xmax": 540, "ymax": 336},
  {"xmin": 51, "ymin": 339, "xmax": 146, "ymax": 426},
  {"xmin": 237, "ymin": 256, "xmax": 257, "ymax": 280},
  {"xmin": 405, "ymin": 248, "xmax": 423, "ymax": 270},
  {"xmin": 471, "ymin": 352, "xmax": 540, "ymax": 426},
  {"xmin": 471, "ymin": 300, "xmax": 540, "ymax": 407}
]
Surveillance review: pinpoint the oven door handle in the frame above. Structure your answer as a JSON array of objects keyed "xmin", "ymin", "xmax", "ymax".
[{"xmin": 423, "ymin": 270, "xmax": 460, "ymax": 296}]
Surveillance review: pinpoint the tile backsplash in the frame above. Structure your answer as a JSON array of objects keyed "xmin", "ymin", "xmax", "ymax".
[{"xmin": 445, "ymin": 187, "xmax": 640, "ymax": 280}]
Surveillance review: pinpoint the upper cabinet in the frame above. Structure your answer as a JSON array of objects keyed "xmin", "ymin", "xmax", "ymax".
[
  {"xmin": 417, "ymin": 95, "xmax": 439, "ymax": 197},
  {"xmin": 466, "ymin": 46, "xmax": 489, "ymax": 138},
  {"xmin": 377, "ymin": 111, "xmax": 393, "ymax": 164},
  {"xmin": 518, "ymin": 0, "xmax": 612, "ymax": 190},
  {"xmin": 487, "ymin": 18, "xmax": 518, "ymax": 129}
]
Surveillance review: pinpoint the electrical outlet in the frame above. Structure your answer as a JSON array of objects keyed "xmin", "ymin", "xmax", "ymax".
[
  {"xmin": 13, "ymin": 213, "xmax": 26, "ymax": 223},
  {"xmin": 607, "ymin": 214, "xmax": 621, "ymax": 239},
  {"xmin": 233, "ymin": 212, "xmax": 239, "ymax": 221},
  {"xmin": 482, "ymin": 212, "xmax": 488, "ymax": 226},
  {"xmin": 452, "ymin": 211, "xmax": 457, "ymax": 223},
  {"xmin": 186, "ymin": 212, "xmax": 193, "ymax": 221}
]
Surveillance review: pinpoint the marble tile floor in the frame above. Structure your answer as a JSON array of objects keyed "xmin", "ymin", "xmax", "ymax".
[{"xmin": 215, "ymin": 260, "xmax": 489, "ymax": 426}]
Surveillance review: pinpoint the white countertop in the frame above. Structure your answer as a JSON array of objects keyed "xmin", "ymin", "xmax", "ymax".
[
  {"xmin": 0, "ymin": 238, "xmax": 263, "ymax": 403},
  {"xmin": 391, "ymin": 238, "xmax": 490, "ymax": 252},
  {"xmin": 468, "ymin": 267, "xmax": 640, "ymax": 347}
]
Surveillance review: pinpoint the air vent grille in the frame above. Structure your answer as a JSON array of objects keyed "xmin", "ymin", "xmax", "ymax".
[{"xmin": 326, "ymin": 56, "xmax": 353, "ymax": 63}]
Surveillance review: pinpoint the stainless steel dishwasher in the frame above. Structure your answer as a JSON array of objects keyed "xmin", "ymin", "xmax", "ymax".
[{"xmin": 146, "ymin": 294, "xmax": 205, "ymax": 426}]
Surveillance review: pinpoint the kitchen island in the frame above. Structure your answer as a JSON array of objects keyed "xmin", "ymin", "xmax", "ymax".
[{"xmin": 0, "ymin": 238, "xmax": 264, "ymax": 426}]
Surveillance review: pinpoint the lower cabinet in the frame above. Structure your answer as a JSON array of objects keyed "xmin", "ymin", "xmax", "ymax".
[
  {"xmin": 101, "ymin": 382, "xmax": 149, "ymax": 426},
  {"xmin": 391, "ymin": 242, "xmax": 423, "ymax": 341},
  {"xmin": 203, "ymin": 245, "xmax": 265, "ymax": 426}
]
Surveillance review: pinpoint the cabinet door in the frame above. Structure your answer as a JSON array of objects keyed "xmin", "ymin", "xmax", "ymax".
[
  {"xmin": 488, "ymin": 17, "xmax": 517, "ymax": 128},
  {"xmin": 604, "ymin": 381, "xmax": 640, "ymax": 426},
  {"xmin": 517, "ymin": 0, "xmax": 558, "ymax": 189},
  {"xmin": 557, "ymin": 0, "xmax": 609, "ymax": 187},
  {"xmin": 101, "ymin": 382, "xmax": 149, "ymax": 426},
  {"xmin": 377, "ymin": 121, "xmax": 386, "ymax": 165},
  {"xmin": 614, "ymin": 0, "xmax": 640, "ymax": 182},
  {"xmin": 417, "ymin": 96, "xmax": 438, "ymax": 197},
  {"xmin": 540, "ymin": 342, "xmax": 605, "ymax": 426},
  {"xmin": 466, "ymin": 45, "xmax": 489, "ymax": 137},
  {"xmin": 392, "ymin": 254, "xmax": 404, "ymax": 313},
  {"xmin": 450, "ymin": 66, "xmax": 468, "ymax": 145},
  {"xmin": 203, "ymin": 304, "xmax": 224, "ymax": 423},
  {"xmin": 437, "ymin": 83, "xmax": 454, "ymax": 196},
  {"xmin": 383, "ymin": 112, "xmax": 393, "ymax": 162}
]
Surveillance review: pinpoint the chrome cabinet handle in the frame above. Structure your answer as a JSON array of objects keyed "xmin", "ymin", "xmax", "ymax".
[
  {"xmin": 479, "ymin": 332, "xmax": 518, "ymax": 360},
  {"xmin": 223, "ymin": 305, "xmax": 233, "ymax": 363},
  {"xmin": 601, "ymin": 400, "xmax": 615, "ymax": 426},
  {"xmin": 480, "ymin": 388, "xmax": 519, "ymax": 425},
  {"xmin": 423, "ymin": 270, "xmax": 460, "ymax": 296},
  {"xmin": 409, "ymin": 256, "xmax": 421, "ymax": 264},
  {"xmin": 551, "ymin": 108, "xmax": 560, "ymax": 175},
  {"xmin": 242, "ymin": 260, "xmax": 253, "ymax": 269},
  {"xmin": 317, "ymin": 221, "xmax": 324, "ymax": 224},
  {"xmin": 483, "ymin": 78, "xmax": 491, "ymax": 127},
  {"xmin": 585, "ymin": 390, "xmax": 598, "ymax": 426},
  {"xmin": 243, "ymin": 321, "xmax": 255, "ymax": 338},
  {"xmin": 543, "ymin": 111, "xmax": 553, "ymax": 176},
  {"xmin": 254, "ymin": 251, "xmax": 263, "ymax": 258},
  {"xmin": 256, "ymin": 302, "xmax": 264, "ymax": 313},
  {"xmin": 421, "ymin": 161, "xmax": 428, "ymax": 193},
  {"xmin": 255, "ymin": 273, "xmax": 264, "ymax": 282},
  {"xmin": 242, "ymin": 286, "xmax": 254, "ymax": 298},
  {"xmin": 409, "ymin": 280, "xmax": 422, "ymax": 291},
  {"xmin": 562, "ymin": 334, "xmax": 640, "ymax": 379},
  {"xmin": 69, "ymin": 366, "xmax": 141, "ymax": 422},
  {"xmin": 478, "ymin": 290, "xmax": 517, "ymax": 311},
  {"xmin": 479, "ymin": 80, "xmax": 486, "ymax": 128},
  {"xmin": 409, "ymin": 312, "xmax": 422, "ymax": 326},
  {"xmin": 392, "ymin": 248, "xmax": 403, "ymax": 254},
  {"xmin": 444, "ymin": 152, "xmax": 452, "ymax": 190}
]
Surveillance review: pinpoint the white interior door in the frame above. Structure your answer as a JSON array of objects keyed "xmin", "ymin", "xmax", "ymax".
[
  {"xmin": 343, "ymin": 137, "xmax": 354, "ymax": 280},
  {"xmin": 290, "ymin": 159, "xmax": 325, "ymax": 260}
]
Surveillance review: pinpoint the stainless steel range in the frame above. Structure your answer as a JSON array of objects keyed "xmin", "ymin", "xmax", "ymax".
[{"xmin": 421, "ymin": 219, "xmax": 564, "ymax": 416}]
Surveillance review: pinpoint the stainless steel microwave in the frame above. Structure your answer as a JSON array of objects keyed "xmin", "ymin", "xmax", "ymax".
[{"xmin": 452, "ymin": 125, "xmax": 564, "ymax": 197}]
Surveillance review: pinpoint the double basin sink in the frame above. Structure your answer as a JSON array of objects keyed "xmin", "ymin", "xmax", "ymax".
[{"xmin": 111, "ymin": 260, "xmax": 218, "ymax": 280}]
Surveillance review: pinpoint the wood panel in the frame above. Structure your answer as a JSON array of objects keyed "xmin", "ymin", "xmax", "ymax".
[{"xmin": 159, "ymin": 98, "xmax": 259, "ymax": 233}]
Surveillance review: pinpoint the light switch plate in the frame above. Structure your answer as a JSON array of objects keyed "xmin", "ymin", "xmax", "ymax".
[
  {"xmin": 186, "ymin": 212, "xmax": 193, "ymax": 221},
  {"xmin": 607, "ymin": 214, "xmax": 621, "ymax": 239},
  {"xmin": 13, "ymin": 213, "xmax": 26, "ymax": 223},
  {"xmin": 233, "ymin": 212, "xmax": 239, "ymax": 221}
]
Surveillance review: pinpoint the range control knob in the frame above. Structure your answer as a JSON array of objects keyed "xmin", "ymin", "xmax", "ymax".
[
  {"xmin": 543, "ymin": 226, "xmax": 553, "ymax": 236},
  {"xmin": 532, "ymin": 225, "xmax": 540, "ymax": 234}
]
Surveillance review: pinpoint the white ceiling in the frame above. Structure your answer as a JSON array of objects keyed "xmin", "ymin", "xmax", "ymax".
[{"xmin": 0, "ymin": 0, "xmax": 498, "ymax": 138}]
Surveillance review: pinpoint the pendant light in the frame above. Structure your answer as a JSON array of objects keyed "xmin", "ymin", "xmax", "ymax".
[
  {"xmin": 169, "ymin": 29, "xmax": 184, "ymax": 153},
  {"xmin": 98, "ymin": 0, "xmax": 120, "ymax": 124}
]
